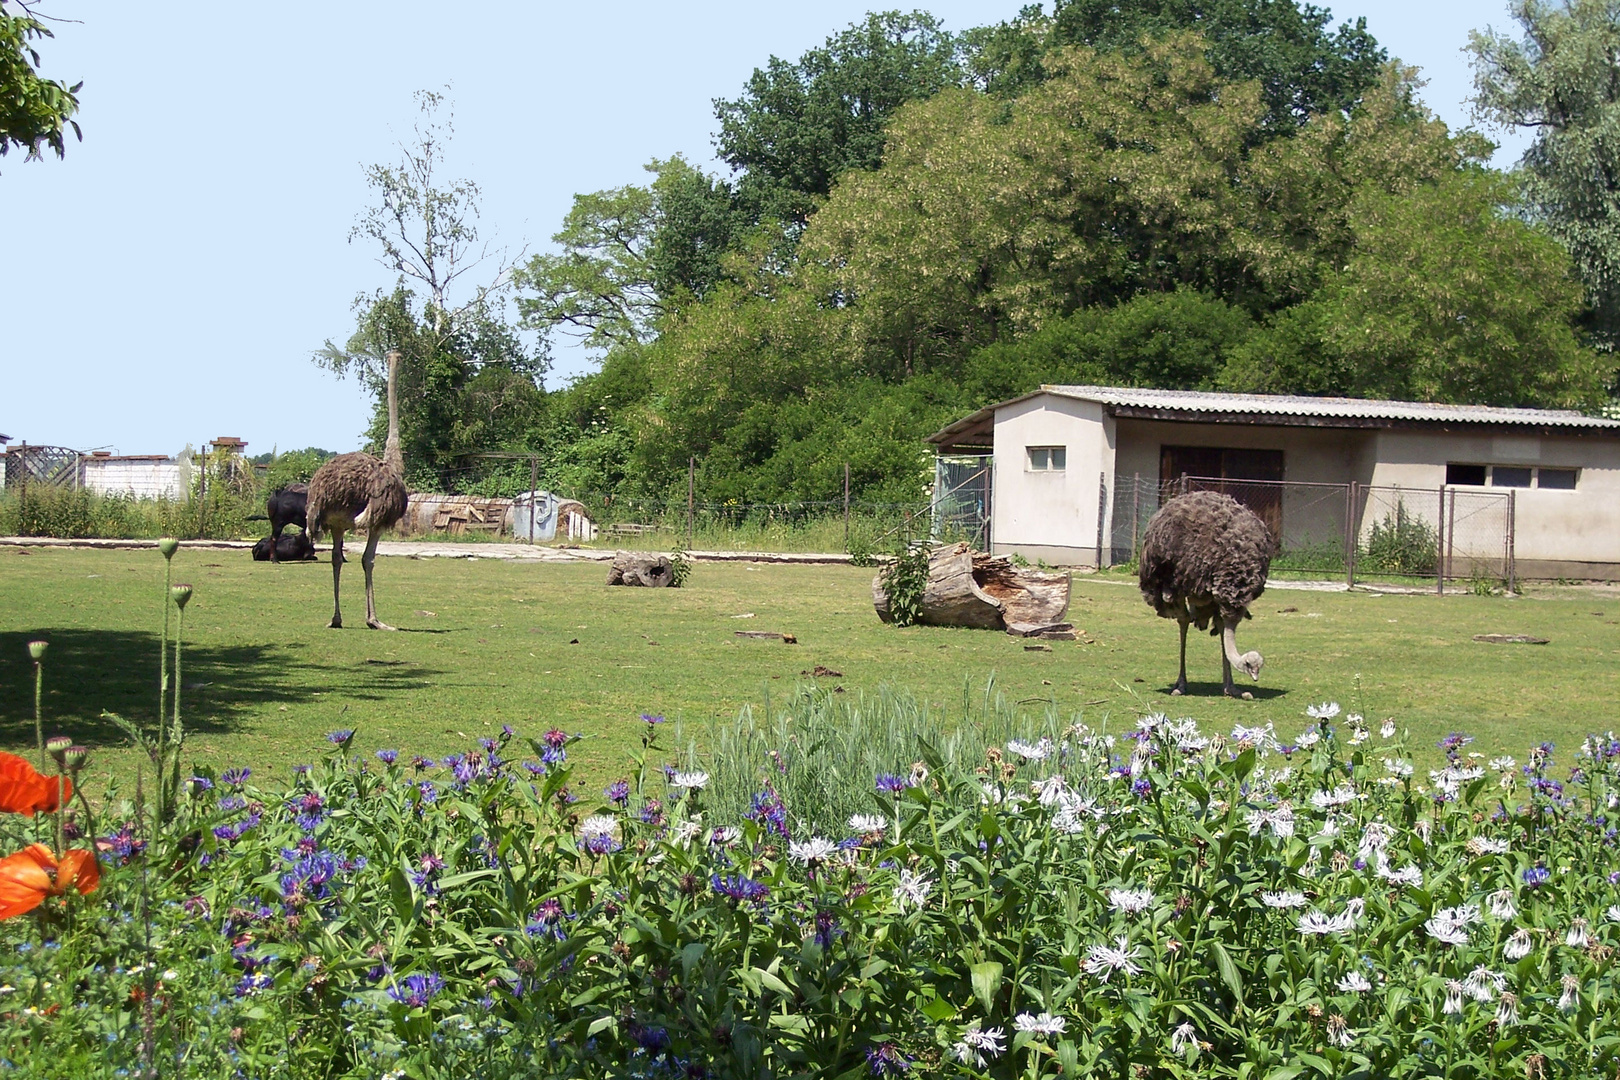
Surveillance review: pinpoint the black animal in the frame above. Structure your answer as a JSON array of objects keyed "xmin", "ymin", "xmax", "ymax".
[
  {"xmin": 1138, "ymin": 490, "xmax": 1275, "ymax": 699},
  {"xmin": 252, "ymin": 531, "xmax": 316, "ymax": 562},
  {"xmin": 266, "ymin": 484, "xmax": 309, "ymax": 563}
]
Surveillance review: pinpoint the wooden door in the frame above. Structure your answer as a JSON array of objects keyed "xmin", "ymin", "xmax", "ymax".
[{"xmin": 1160, "ymin": 446, "xmax": 1284, "ymax": 540}]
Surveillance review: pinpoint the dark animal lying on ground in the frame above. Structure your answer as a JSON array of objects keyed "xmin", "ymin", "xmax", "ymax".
[
  {"xmin": 266, "ymin": 484, "xmax": 309, "ymax": 563},
  {"xmin": 252, "ymin": 531, "xmax": 316, "ymax": 562}
]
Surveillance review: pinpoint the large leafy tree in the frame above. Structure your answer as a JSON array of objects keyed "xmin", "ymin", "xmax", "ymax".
[
  {"xmin": 1470, "ymin": 0, "xmax": 1620, "ymax": 349},
  {"xmin": 0, "ymin": 2, "xmax": 81, "ymax": 165}
]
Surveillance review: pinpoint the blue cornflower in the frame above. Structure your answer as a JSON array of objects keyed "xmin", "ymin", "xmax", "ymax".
[
  {"xmin": 217, "ymin": 794, "xmax": 246, "ymax": 813},
  {"xmin": 639, "ymin": 798, "xmax": 665, "ymax": 827},
  {"xmin": 525, "ymin": 899, "xmax": 570, "ymax": 940},
  {"xmin": 605, "ymin": 779, "xmax": 631, "ymax": 804},
  {"xmin": 480, "ymin": 737, "xmax": 500, "ymax": 753},
  {"xmin": 291, "ymin": 764, "xmax": 310, "ymax": 775},
  {"xmin": 326, "ymin": 729, "xmax": 354, "ymax": 745},
  {"xmin": 866, "ymin": 1043, "xmax": 911, "ymax": 1076},
  {"xmin": 875, "ymin": 774, "xmax": 906, "ymax": 794},
  {"xmin": 747, "ymin": 790, "xmax": 789, "ymax": 837},
  {"xmin": 711, "ymin": 873, "xmax": 769, "ymax": 905},
  {"xmin": 1131, "ymin": 776, "xmax": 1153, "ymax": 799},
  {"xmin": 221, "ymin": 767, "xmax": 250, "ymax": 788},
  {"xmin": 641, "ymin": 713, "xmax": 666, "ymax": 726},
  {"xmin": 1523, "ymin": 865, "xmax": 1552, "ymax": 888},
  {"xmin": 523, "ymin": 761, "xmax": 546, "ymax": 776},
  {"xmin": 411, "ymin": 755, "xmax": 435, "ymax": 770},
  {"xmin": 376, "ymin": 749, "xmax": 399, "ymax": 765},
  {"xmin": 235, "ymin": 973, "xmax": 273, "ymax": 998},
  {"xmin": 189, "ymin": 776, "xmax": 214, "ymax": 792},
  {"xmin": 417, "ymin": 781, "xmax": 437, "ymax": 804},
  {"xmin": 280, "ymin": 851, "xmax": 338, "ymax": 903},
  {"xmin": 387, "ymin": 972, "xmax": 444, "ymax": 1009},
  {"xmin": 813, "ymin": 909, "xmax": 840, "ymax": 947}
]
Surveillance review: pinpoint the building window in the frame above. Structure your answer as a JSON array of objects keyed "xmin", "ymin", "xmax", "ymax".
[
  {"xmin": 1445, "ymin": 463, "xmax": 1486, "ymax": 486},
  {"xmin": 1490, "ymin": 466, "xmax": 1533, "ymax": 488},
  {"xmin": 1537, "ymin": 468, "xmax": 1578, "ymax": 489},
  {"xmin": 1027, "ymin": 446, "xmax": 1066, "ymax": 471}
]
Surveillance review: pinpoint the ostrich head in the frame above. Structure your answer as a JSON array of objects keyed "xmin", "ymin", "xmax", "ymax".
[{"xmin": 1238, "ymin": 650, "xmax": 1264, "ymax": 681}]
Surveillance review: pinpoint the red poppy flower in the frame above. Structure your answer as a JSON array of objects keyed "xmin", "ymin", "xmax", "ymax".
[
  {"xmin": 0, "ymin": 844, "xmax": 99, "ymax": 919},
  {"xmin": 0, "ymin": 753, "xmax": 71, "ymax": 816}
]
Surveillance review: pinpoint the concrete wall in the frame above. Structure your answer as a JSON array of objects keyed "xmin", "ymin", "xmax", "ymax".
[
  {"xmin": 80, "ymin": 457, "xmax": 182, "ymax": 499},
  {"xmin": 989, "ymin": 394, "xmax": 1113, "ymax": 565}
]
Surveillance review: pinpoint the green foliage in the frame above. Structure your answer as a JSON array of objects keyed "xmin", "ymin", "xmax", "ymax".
[
  {"xmin": 262, "ymin": 447, "xmax": 337, "ymax": 490},
  {"xmin": 0, "ymin": 486, "xmax": 257, "ymax": 540},
  {"xmin": 669, "ymin": 543, "xmax": 692, "ymax": 588},
  {"xmin": 0, "ymin": 4, "xmax": 81, "ymax": 165},
  {"xmin": 878, "ymin": 541, "xmax": 932, "ymax": 627},
  {"xmin": 1361, "ymin": 502, "xmax": 1439, "ymax": 577}
]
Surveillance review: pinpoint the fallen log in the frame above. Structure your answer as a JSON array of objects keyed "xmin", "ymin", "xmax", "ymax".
[
  {"xmin": 873, "ymin": 543, "xmax": 1071, "ymax": 631},
  {"xmin": 607, "ymin": 552, "xmax": 675, "ymax": 587}
]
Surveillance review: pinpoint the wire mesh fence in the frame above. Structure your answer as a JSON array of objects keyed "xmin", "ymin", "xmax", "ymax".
[{"xmin": 1111, "ymin": 474, "xmax": 1515, "ymax": 589}]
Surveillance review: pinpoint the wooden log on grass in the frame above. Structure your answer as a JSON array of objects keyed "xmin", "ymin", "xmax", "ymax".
[
  {"xmin": 607, "ymin": 552, "xmax": 675, "ymax": 587},
  {"xmin": 872, "ymin": 542, "xmax": 1071, "ymax": 630}
]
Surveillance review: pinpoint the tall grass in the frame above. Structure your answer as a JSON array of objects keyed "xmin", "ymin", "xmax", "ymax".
[{"xmin": 0, "ymin": 486, "xmax": 258, "ymax": 540}]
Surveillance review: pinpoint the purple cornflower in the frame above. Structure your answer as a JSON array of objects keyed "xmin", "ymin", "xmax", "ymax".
[
  {"xmin": 189, "ymin": 776, "xmax": 214, "ymax": 792},
  {"xmin": 376, "ymin": 749, "xmax": 399, "ymax": 765},
  {"xmin": 866, "ymin": 1043, "xmax": 912, "ymax": 1076},
  {"xmin": 411, "ymin": 755, "xmax": 435, "ymax": 770},
  {"xmin": 1523, "ymin": 865, "xmax": 1552, "ymax": 888},
  {"xmin": 876, "ymin": 774, "xmax": 906, "ymax": 794},
  {"xmin": 221, "ymin": 767, "xmax": 250, "ymax": 788},
  {"xmin": 217, "ymin": 794, "xmax": 246, "ymax": 813},
  {"xmin": 327, "ymin": 729, "xmax": 354, "ymax": 745},
  {"xmin": 387, "ymin": 972, "xmax": 444, "ymax": 1009},
  {"xmin": 480, "ymin": 737, "xmax": 500, "ymax": 753},
  {"xmin": 502, "ymin": 724, "xmax": 516, "ymax": 737},
  {"xmin": 235, "ymin": 973, "xmax": 273, "ymax": 997},
  {"xmin": 291, "ymin": 764, "xmax": 311, "ymax": 776},
  {"xmin": 711, "ymin": 873, "xmax": 770, "ymax": 906},
  {"xmin": 100, "ymin": 823, "xmax": 146, "ymax": 865},
  {"xmin": 543, "ymin": 728, "xmax": 569, "ymax": 749},
  {"xmin": 747, "ymin": 789, "xmax": 789, "ymax": 838},
  {"xmin": 605, "ymin": 779, "xmax": 631, "ymax": 805},
  {"xmin": 417, "ymin": 781, "xmax": 437, "ymax": 804},
  {"xmin": 641, "ymin": 713, "xmax": 666, "ymax": 726},
  {"xmin": 280, "ymin": 851, "xmax": 338, "ymax": 904},
  {"xmin": 523, "ymin": 761, "xmax": 546, "ymax": 777},
  {"xmin": 182, "ymin": 895, "xmax": 210, "ymax": 918},
  {"xmin": 813, "ymin": 909, "xmax": 840, "ymax": 947},
  {"xmin": 525, "ymin": 898, "xmax": 569, "ymax": 940},
  {"xmin": 639, "ymin": 798, "xmax": 665, "ymax": 828},
  {"xmin": 1131, "ymin": 776, "xmax": 1153, "ymax": 799}
]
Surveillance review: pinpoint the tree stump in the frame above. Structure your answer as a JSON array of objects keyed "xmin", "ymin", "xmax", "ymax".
[
  {"xmin": 872, "ymin": 542, "xmax": 1071, "ymax": 630},
  {"xmin": 607, "ymin": 552, "xmax": 675, "ymax": 587}
]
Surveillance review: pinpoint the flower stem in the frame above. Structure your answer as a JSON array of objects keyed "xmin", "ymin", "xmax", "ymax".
[{"xmin": 33, "ymin": 657, "xmax": 44, "ymax": 771}]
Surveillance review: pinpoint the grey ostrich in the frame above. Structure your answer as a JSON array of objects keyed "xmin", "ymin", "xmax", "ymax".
[
  {"xmin": 1138, "ymin": 490, "xmax": 1274, "ymax": 699},
  {"xmin": 305, "ymin": 349, "xmax": 409, "ymax": 630}
]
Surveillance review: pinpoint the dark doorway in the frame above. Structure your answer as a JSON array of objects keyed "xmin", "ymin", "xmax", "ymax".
[{"xmin": 1161, "ymin": 446, "xmax": 1284, "ymax": 538}]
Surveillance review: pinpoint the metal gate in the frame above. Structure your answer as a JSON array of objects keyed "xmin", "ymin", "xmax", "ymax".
[{"xmin": 931, "ymin": 455, "xmax": 992, "ymax": 551}]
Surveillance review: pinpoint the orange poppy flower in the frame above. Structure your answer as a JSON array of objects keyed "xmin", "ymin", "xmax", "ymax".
[
  {"xmin": 0, "ymin": 753, "xmax": 71, "ymax": 816},
  {"xmin": 0, "ymin": 843, "xmax": 99, "ymax": 919}
]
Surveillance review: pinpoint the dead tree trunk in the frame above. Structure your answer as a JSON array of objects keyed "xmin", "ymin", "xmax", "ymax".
[
  {"xmin": 607, "ymin": 552, "xmax": 675, "ymax": 587},
  {"xmin": 872, "ymin": 542, "xmax": 1070, "ymax": 630}
]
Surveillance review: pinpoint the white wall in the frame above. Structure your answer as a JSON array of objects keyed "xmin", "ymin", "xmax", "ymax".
[
  {"xmin": 990, "ymin": 394, "xmax": 1113, "ymax": 564},
  {"xmin": 80, "ymin": 458, "xmax": 182, "ymax": 499}
]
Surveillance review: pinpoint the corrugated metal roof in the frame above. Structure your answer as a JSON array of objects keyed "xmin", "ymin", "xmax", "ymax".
[{"xmin": 1041, "ymin": 385, "xmax": 1620, "ymax": 429}]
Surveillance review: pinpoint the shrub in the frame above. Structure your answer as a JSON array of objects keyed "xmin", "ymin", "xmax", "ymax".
[{"xmin": 1361, "ymin": 501, "xmax": 1438, "ymax": 576}]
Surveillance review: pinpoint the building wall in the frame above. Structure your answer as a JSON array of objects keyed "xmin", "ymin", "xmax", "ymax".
[
  {"xmin": 80, "ymin": 458, "xmax": 182, "ymax": 499},
  {"xmin": 989, "ymin": 394, "xmax": 1113, "ymax": 564}
]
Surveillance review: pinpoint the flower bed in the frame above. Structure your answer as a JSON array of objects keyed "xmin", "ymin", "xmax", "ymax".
[{"xmin": 4, "ymin": 709, "xmax": 1619, "ymax": 1078}]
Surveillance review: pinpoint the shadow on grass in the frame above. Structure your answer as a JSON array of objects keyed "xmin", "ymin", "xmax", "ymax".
[
  {"xmin": 1154, "ymin": 681, "xmax": 1290, "ymax": 701},
  {"xmin": 0, "ymin": 629, "xmax": 446, "ymax": 747}
]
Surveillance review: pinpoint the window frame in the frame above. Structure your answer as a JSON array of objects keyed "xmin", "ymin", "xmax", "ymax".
[
  {"xmin": 1026, "ymin": 445, "xmax": 1066, "ymax": 472},
  {"xmin": 1445, "ymin": 462, "xmax": 1581, "ymax": 490}
]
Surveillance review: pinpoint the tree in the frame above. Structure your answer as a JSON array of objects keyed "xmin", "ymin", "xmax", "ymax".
[
  {"xmin": 1470, "ymin": 0, "xmax": 1620, "ymax": 348},
  {"xmin": 0, "ymin": 2, "xmax": 81, "ymax": 164},
  {"xmin": 713, "ymin": 10, "xmax": 963, "ymax": 225}
]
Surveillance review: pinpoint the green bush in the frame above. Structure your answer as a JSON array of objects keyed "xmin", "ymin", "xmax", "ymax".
[{"xmin": 1360, "ymin": 501, "xmax": 1439, "ymax": 576}]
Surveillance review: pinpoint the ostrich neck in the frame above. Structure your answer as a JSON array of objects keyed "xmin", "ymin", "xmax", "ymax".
[
  {"xmin": 1221, "ymin": 621, "xmax": 1245, "ymax": 667},
  {"xmin": 383, "ymin": 352, "xmax": 403, "ymax": 476}
]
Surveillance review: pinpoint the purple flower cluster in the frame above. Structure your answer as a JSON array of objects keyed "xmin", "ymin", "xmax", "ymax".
[
  {"xmin": 213, "ymin": 813, "xmax": 261, "ymax": 843},
  {"xmin": 605, "ymin": 779, "xmax": 631, "ymax": 805},
  {"xmin": 875, "ymin": 774, "xmax": 906, "ymax": 794},
  {"xmin": 99, "ymin": 822, "xmax": 146, "ymax": 865},
  {"xmin": 866, "ymin": 1043, "xmax": 912, "ymax": 1076},
  {"xmin": 711, "ymin": 873, "xmax": 769, "ymax": 906},
  {"xmin": 525, "ymin": 898, "xmax": 572, "ymax": 940},
  {"xmin": 541, "ymin": 728, "xmax": 571, "ymax": 767},
  {"xmin": 221, "ymin": 767, "xmax": 251, "ymax": 788},
  {"xmin": 376, "ymin": 749, "xmax": 398, "ymax": 765},
  {"xmin": 326, "ymin": 729, "xmax": 354, "ymax": 745},
  {"xmin": 280, "ymin": 851, "xmax": 339, "ymax": 905},
  {"xmin": 747, "ymin": 789, "xmax": 789, "ymax": 838},
  {"xmin": 387, "ymin": 972, "xmax": 444, "ymax": 1009}
]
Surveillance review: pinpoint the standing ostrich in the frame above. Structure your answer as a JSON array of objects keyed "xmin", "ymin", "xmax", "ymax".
[
  {"xmin": 1138, "ymin": 490, "xmax": 1274, "ymax": 699},
  {"xmin": 305, "ymin": 350, "xmax": 409, "ymax": 630}
]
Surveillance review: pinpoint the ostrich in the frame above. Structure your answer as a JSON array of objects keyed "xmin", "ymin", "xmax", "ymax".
[
  {"xmin": 1138, "ymin": 490, "xmax": 1274, "ymax": 699},
  {"xmin": 305, "ymin": 349, "xmax": 409, "ymax": 630},
  {"xmin": 265, "ymin": 483, "xmax": 308, "ymax": 563}
]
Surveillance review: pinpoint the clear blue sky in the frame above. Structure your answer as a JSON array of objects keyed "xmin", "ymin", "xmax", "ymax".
[{"xmin": 3, "ymin": 1, "xmax": 1532, "ymax": 456}]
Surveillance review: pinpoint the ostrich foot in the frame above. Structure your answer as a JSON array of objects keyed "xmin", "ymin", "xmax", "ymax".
[
  {"xmin": 1170, "ymin": 678, "xmax": 1188, "ymax": 696},
  {"xmin": 329, "ymin": 616, "xmax": 342, "ymax": 629},
  {"xmin": 367, "ymin": 618, "xmax": 397, "ymax": 631},
  {"xmin": 1223, "ymin": 685, "xmax": 1254, "ymax": 701}
]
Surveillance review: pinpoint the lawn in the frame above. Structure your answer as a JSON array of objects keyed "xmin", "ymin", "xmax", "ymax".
[{"xmin": 1, "ymin": 545, "xmax": 1616, "ymax": 792}]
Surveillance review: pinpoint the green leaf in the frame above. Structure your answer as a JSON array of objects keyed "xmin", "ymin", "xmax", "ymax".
[
  {"xmin": 971, "ymin": 961, "xmax": 1003, "ymax": 1016},
  {"xmin": 1210, "ymin": 942, "xmax": 1243, "ymax": 1002}
]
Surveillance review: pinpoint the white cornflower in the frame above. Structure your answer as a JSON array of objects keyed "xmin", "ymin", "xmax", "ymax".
[
  {"xmin": 1297, "ymin": 729, "xmax": 1322, "ymax": 748},
  {"xmin": 1307, "ymin": 702, "xmax": 1341, "ymax": 721},
  {"xmin": 1006, "ymin": 738, "xmax": 1053, "ymax": 762},
  {"xmin": 1310, "ymin": 818, "xmax": 1341, "ymax": 843},
  {"xmin": 1487, "ymin": 889, "xmax": 1518, "ymax": 920},
  {"xmin": 1495, "ymin": 992, "xmax": 1519, "ymax": 1026},
  {"xmin": 1378, "ymin": 864, "xmax": 1424, "ymax": 888},
  {"xmin": 1298, "ymin": 911, "xmax": 1351, "ymax": 936},
  {"xmin": 1441, "ymin": 980, "xmax": 1465, "ymax": 1014},
  {"xmin": 1488, "ymin": 756, "xmax": 1517, "ymax": 773},
  {"xmin": 1565, "ymin": 918, "xmax": 1591, "ymax": 948},
  {"xmin": 1326, "ymin": 1014, "xmax": 1354, "ymax": 1047},
  {"xmin": 788, "ymin": 837, "xmax": 837, "ymax": 865},
  {"xmin": 1231, "ymin": 722, "xmax": 1275, "ymax": 749},
  {"xmin": 670, "ymin": 816, "xmax": 704, "ymax": 846},
  {"xmin": 577, "ymin": 815, "xmax": 619, "ymax": 843},
  {"xmin": 952, "ymin": 1026, "xmax": 1006, "ymax": 1066},
  {"xmin": 1606, "ymin": 904, "xmax": 1620, "ymax": 923},
  {"xmin": 1337, "ymin": 971, "xmax": 1372, "ymax": 993},
  {"xmin": 1463, "ymin": 966, "xmax": 1504, "ymax": 1003},
  {"xmin": 1082, "ymin": 936, "xmax": 1142, "ymax": 981},
  {"xmin": 1261, "ymin": 890, "xmax": 1309, "ymax": 909},
  {"xmin": 1467, "ymin": 836, "xmax": 1510, "ymax": 857},
  {"xmin": 908, "ymin": 762, "xmax": 930, "ymax": 788},
  {"xmin": 848, "ymin": 813, "xmax": 887, "ymax": 836},
  {"xmin": 1358, "ymin": 822, "xmax": 1393, "ymax": 863},
  {"xmin": 1349, "ymin": 727, "xmax": 1370, "ymax": 745},
  {"xmin": 669, "ymin": 770, "xmax": 709, "ymax": 790},
  {"xmin": 892, "ymin": 868, "xmax": 934, "ymax": 912},
  {"xmin": 709, "ymin": 826, "xmax": 741, "ymax": 846},
  {"xmin": 1170, "ymin": 1022, "xmax": 1199, "ymax": 1056},
  {"xmin": 1425, "ymin": 916, "xmax": 1470, "ymax": 947},
  {"xmin": 1380, "ymin": 718, "xmax": 1397, "ymax": 739},
  {"xmin": 1013, "ymin": 1012, "xmax": 1067, "ymax": 1036},
  {"xmin": 1031, "ymin": 775, "xmax": 1068, "ymax": 805},
  {"xmin": 1246, "ymin": 805, "xmax": 1296, "ymax": 839},
  {"xmin": 1383, "ymin": 758, "xmax": 1414, "ymax": 779},
  {"xmin": 1310, "ymin": 785, "xmax": 1358, "ymax": 810},
  {"xmin": 1558, "ymin": 974, "xmax": 1580, "ymax": 1011},
  {"xmin": 1504, "ymin": 928, "xmax": 1534, "ymax": 961},
  {"xmin": 1109, "ymin": 888, "xmax": 1156, "ymax": 916},
  {"xmin": 1414, "ymin": 818, "xmax": 1433, "ymax": 843}
]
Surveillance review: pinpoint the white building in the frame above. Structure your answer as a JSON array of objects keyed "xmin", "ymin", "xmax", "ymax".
[
  {"xmin": 79, "ymin": 452, "xmax": 187, "ymax": 499},
  {"xmin": 928, "ymin": 386, "xmax": 1620, "ymax": 581}
]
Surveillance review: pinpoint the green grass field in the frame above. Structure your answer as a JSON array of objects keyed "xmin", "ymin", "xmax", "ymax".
[{"xmin": 2, "ymin": 545, "xmax": 1617, "ymax": 793}]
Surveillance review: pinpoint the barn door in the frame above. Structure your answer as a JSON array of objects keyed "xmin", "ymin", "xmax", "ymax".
[{"xmin": 1160, "ymin": 446, "xmax": 1284, "ymax": 540}]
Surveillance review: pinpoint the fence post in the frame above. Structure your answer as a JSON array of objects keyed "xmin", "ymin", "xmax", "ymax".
[
  {"xmin": 844, "ymin": 463, "xmax": 851, "ymax": 552},
  {"xmin": 1095, "ymin": 471, "xmax": 1107, "ymax": 569},
  {"xmin": 1130, "ymin": 473, "xmax": 1140, "ymax": 561},
  {"xmin": 1435, "ymin": 485, "xmax": 1445, "ymax": 595},
  {"xmin": 1507, "ymin": 489, "xmax": 1517, "ymax": 593},
  {"xmin": 18, "ymin": 442, "xmax": 26, "ymax": 527},
  {"xmin": 687, "ymin": 457, "xmax": 695, "ymax": 550},
  {"xmin": 528, "ymin": 455, "xmax": 538, "ymax": 543},
  {"xmin": 1446, "ymin": 486, "xmax": 1456, "ymax": 584},
  {"xmin": 1344, "ymin": 482, "xmax": 1356, "ymax": 588}
]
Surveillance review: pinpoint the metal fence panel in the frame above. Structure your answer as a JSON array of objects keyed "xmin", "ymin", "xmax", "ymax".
[{"xmin": 932, "ymin": 455, "xmax": 992, "ymax": 551}]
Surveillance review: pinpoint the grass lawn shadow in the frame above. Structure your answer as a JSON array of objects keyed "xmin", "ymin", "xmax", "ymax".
[
  {"xmin": 0, "ymin": 629, "xmax": 447, "ymax": 747},
  {"xmin": 1153, "ymin": 681, "xmax": 1290, "ymax": 701}
]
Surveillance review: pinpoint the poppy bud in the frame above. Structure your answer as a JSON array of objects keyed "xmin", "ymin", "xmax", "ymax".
[
  {"xmin": 46, "ymin": 736, "xmax": 73, "ymax": 764},
  {"xmin": 171, "ymin": 584, "xmax": 194, "ymax": 610},
  {"xmin": 158, "ymin": 538, "xmax": 179, "ymax": 559},
  {"xmin": 64, "ymin": 746, "xmax": 90, "ymax": 774},
  {"xmin": 27, "ymin": 640, "xmax": 47, "ymax": 661}
]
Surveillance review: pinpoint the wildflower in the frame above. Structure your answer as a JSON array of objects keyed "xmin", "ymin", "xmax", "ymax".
[
  {"xmin": 640, "ymin": 713, "xmax": 665, "ymax": 726},
  {"xmin": 1565, "ymin": 918, "xmax": 1591, "ymax": 948},
  {"xmin": 1245, "ymin": 806, "xmax": 1296, "ymax": 839},
  {"xmin": 1261, "ymin": 891, "xmax": 1308, "ymax": 909},
  {"xmin": 576, "ymin": 815, "xmax": 620, "ymax": 856},
  {"xmin": 865, "ymin": 1043, "xmax": 910, "ymax": 1076},
  {"xmin": 1108, "ymin": 888, "xmax": 1155, "ymax": 915},
  {"xmin": 1082, "ymin": 936, "xmax": 1142, "ymax": 981},
  {"xmin": 1310, "ymin": 785, "xmax": 1358, "ymax": 810},
  {"xmin": 892, "ymin": 869, "xmax": 934, "ymax": 912},
  {"xmin": 1466, "ymin": 836, "xmax": 1510, "ymax": 857},
  {"xmin": 670, "ymin": 817, "xmax": 704, "ymax": 846},
  {"xmin": 1349, "ymin": 727, "xmax": 1370, "ymax": 745},
  {"xmin": 1495, "ymin": 991, "xmax": 1519, "ymax": 1026},
  {"xmin": 1031, "ymin": 775, "xmax": 1067, "ymax": 805},
  {"xmin": 1504, "ymin": 928, "xmax": 1534, "ymax": 961},
  {"xmin": 1426, "ymin": 916, "xmax": 1470, "ymax": 948},
  {"xmin": 188, "ymin": 775, "xmax": 214, "ymax": 792},
  {"xmin": 1307, "ymin": 702, "xmax": 1341, "ymax": 721},
  {"xmin": 1607, "ymin": 905, "xmax": 1620, "ymax": 923},
  {"xmin": 1522, "ymin": 865, "xmax": 1552, "ymax": 889},
  {"xmin": 1377, "ymin": 864, "xmax": 1423, "ymax": 888},
  {"xmin": 952, "ymin": 1026, "xmax": 1006, "ymax": 1067},
  {"xmin": 1558, "ymin": 974, "xmax": 1580, "ymax": 1011},
  {"xmin": 1439, "ymin": 732, "xmax": 1475, "ymax": 754},
  {"xmin": 849, "ymin": 813, "xmax": 887, "ymax": 838},
  {"xmin": 1337, "ymin": 971, "xmax": 1372, "ymax": 993},
  {"xmin": 1006, "ymin": 738, "xmax": 1052, "ymax": 761},
  {"xmin": 1170, "ymin": 1022, "xmax": 1199, "ymax": 1056},
  {"xmin": 875, "ymin": 774, "xmax": 906, "ymax": 794},
  {"xmin": 525, "ymin": 899, "xmax": 569, "ymax": 940},
  {"xmin": 1380, "ymin": 718, "xmax": 1397, "ymax": 739},
  {"xmin": 709, "ymin": 826, "xmax": 741, "ymax": 846},
  {"xmin": 1231, "ymin": 722, "xmax": 1274, "ymax": 749},
  {"xmin": 375, "ymin": 749, "xmax": 398, "ymax": 765},
  {"xmin": 907, "ymin": 761, "xmax": 930, "ymax": 788},
  {"xmin": 416, "ymin": 781, "xmax": 437, "ymax": 804},
  {"xmin": 1297, "ymin": 729, "xmax": 1322, "ymax": 748},
  {"xmin": 711, "ymin": 874, "xmax": 769, "ymax": 906},
  {"xmin": 747, "ymin": 790, "xmax": 789, "ymax": 837},
  {"xmin": 326, "ymin": 729, "xmax": 354, "ymax": 745},
  {"xmin": 1487, "ymin": 889, "xmax": 1518, "ymax": 920},
  {"xmin": 1013, "ymin": 1012, "xmax": 1067, "ymax": 1036},
  {"xmin": 1298, "ymin": 911, "xmax": 1353, "ymax": 937},
  {"xmin": 387, "ymin": 972, "xmax": 444, "ymax": 1009},
  {"xmin": 788, "ymin": 838, "xmax": 837, "ymax": 866},
  {"xmin": 0, "ymin": 844, "xmax": 99, "ymax": 918},
  {"xmin": 1441, "ymin": 980, "xmax": 1464, "ymax": 1014},
  {"xmin": 1464, "ymin": 966, "xmax": 1504, "ymax": 1002},
  {"xmin": 1489, "ymin": 756, "xmax": 1517, "ymax": 772},
  {"xmin": 221, "ymin": 767, "xmax": 250, "ymax": 788},
  {"xmin": 669, "ymin": 770, "xmax": 709, "ymax": 791},
  {"xmin": 1383, "ymin": 758, "xmax": 1415, "ymax": 778},
  {"xmin": 604, "ymin": 780, "xmax": 630, "ymax": 804}
]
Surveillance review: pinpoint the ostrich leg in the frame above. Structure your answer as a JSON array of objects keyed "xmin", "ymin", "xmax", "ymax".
[
  {"xmin": 361, "ymin": 529, "xmax": 396, "ymax": 631},
  {"xmin": 328, "ymin": 530, "xmax": 346, "ymax": 629},
  {"xmin": 1220, "ymin": 616, "xmax": 1253, "ymax": 700},
  {"xmin": 1171, "ymin": 618, "xmax": 1190, "ymax": 696}
]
